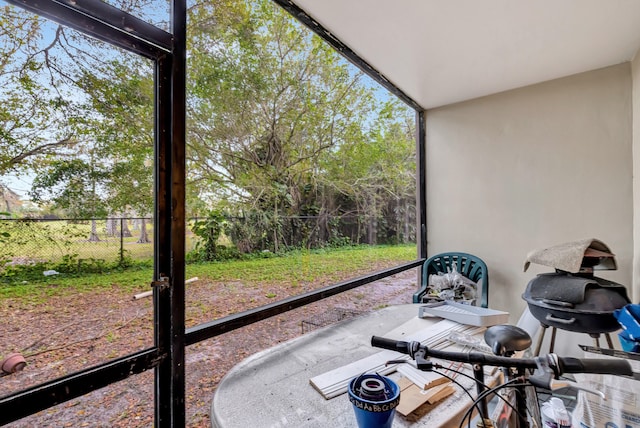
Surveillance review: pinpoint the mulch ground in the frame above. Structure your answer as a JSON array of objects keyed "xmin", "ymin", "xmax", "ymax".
[{"xmin": 1, "ymin": 270, "xmax": 418, "ymax": 427}]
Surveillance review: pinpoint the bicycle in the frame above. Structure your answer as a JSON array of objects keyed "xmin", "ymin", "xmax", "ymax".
[{"xmin": 371, "ymin": 324, "xmax": 634, "ymax": 428}]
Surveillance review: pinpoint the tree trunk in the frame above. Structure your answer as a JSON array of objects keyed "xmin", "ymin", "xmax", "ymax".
[
  {"xmin": 404, "ymin": 201, "xmax": 410, "ymax": 244},
  {"xmin": 88, "ymin": 219, "xmax": 101, "ymax": 242},
  {"xmin": 273, "ymin": 202, "xmax": 279, "ymax": 253},
  {"xmin": 121, "ymin": 218, "xmax": 133, "ymax": 237},
  {"xmin": 137, "ymin": 218, "xmax": 151, "ymax": 243},
  {"xmin": 367, "ymin": 196, "xmax": 377, "ymax": 245},
  {"xmin": 106, "ymin": 217, "xmax": 118, "ymax": 237}
]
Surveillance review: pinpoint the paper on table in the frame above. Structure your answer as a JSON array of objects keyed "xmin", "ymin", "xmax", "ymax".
[{"xmin": 309, "ymin": 318, "xmax": 478, "ymax": 399}]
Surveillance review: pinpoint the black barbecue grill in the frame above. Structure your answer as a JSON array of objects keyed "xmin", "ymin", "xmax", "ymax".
[{"xmin": 522, "ymin": 239, "xmax": 631, "ymax": 355}]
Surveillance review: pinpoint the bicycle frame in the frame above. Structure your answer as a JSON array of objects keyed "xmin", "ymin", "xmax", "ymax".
[{"xmin": 371, "ymin": 336, "xmax": 633, "ymax": 428}]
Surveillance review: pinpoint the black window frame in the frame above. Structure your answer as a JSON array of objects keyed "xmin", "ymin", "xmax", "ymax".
[{"xmin": 0, "ymin": 1, "xmax": 427, "ymax": 426}]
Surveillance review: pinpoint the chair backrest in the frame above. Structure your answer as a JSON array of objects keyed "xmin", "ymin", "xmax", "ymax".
[{"xmin": 415, "ymin": 252, "xmax": 489, "ymax": 308}]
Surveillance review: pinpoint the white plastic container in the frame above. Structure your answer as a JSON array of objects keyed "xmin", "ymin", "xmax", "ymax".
[
  {"xmin": 541, "ymin": 397, "xmax": 571, "ymax": 428},
  {"xmin": 418, "ymin": 301, "xmax": 509, "ymax": 326}
]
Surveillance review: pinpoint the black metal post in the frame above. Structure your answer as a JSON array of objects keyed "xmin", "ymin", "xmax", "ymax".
[
  {"xmin": 417, "ymin": 110, "xmax": 427, "ymax": 259},
  {"xmin": 120, "ymin": 217, "xmax": 124, "ymax": 265},
  {"xmin": 0, "ymin": 349, "xmax": 162, "ymax": 425},
  {"xmin": 153, "ymin": 1, "xmax": 187, "ymax": 426},
  {"xmin": 185, "ymin": 260, "xmax": 423, "ymax": 345},
  {"xmin": 416, "ymin": 110, "xmax": 427, "ymax": 287}
]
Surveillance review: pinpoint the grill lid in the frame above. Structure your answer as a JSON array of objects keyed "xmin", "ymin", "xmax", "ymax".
[
  {"xmin": 523, "ymin": 272, "xmax": 630, "ymax": 313},
  {"xmin": 522, "ymin": 272, "xmax": 631, "ymax": 333}
]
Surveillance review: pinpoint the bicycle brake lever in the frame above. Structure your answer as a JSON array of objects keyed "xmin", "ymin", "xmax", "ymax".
[
  {"xmin": 530, "ymin": 356, "xmax": 607, "ymax": 400},
  {"xmin": 414, "ymin": 349, "xmax": 433, "ymax": 371},
  {"xmin": 384, "ymin": 349, "xmax": 433, "ymax": 370},
  {"xmin": 529, "ymin": 371, "xmax": 553, "ymax": 389},
  {"xmin": 530, "ymin": 355, "xmax": 556, "ymax": 383},
  {"xmin": 529, "ymin": 355, "xmax": 558, "ymax": 390},
  {"xmin": 385, "ymin": 360, "xmax": 408, "ymax": 365},
  {"xmin": 548, "ymin": 379, "xmax": 606, "ymax": 400}
]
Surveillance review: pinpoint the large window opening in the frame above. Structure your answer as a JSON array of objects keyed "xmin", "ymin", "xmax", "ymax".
[
  {"xmin": 182, "ymin": 3, "xmax": 417, "ymax": 420},
  {"xmin": 0, "ymin": 0, "xmax": 157, "ymax": 392},
  {"xmin": 183, "ymin": 0, "xmax": 418, "ymax": 312},
  {"xmin": 0, "ymin": 0, "xmax": 423, "ymax": 426}
]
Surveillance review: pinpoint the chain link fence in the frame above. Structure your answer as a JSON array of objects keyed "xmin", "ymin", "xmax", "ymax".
[
  {"xmin": 0, "ymin": 218, "xmax": 158, "ymax": 272},
  {"xmin": 1, "ymin": 212, "xmax": 416, "ymax": 275}
]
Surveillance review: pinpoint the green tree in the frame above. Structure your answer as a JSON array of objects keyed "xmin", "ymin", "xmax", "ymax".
[
  {"xmin": 0, "ymin": 10, "xmax": 79, "ymax": 175},
  {"xmin": 322, "ymin": 99, "xmax": 415, "ymax": 244},
  {"xmin": 186, "ymin": 0, "xmax": 376, "ymax": 250},
  {"xmin": 1, "ymin": 5, "xmax": 155, "ymax": 233},
  {"xmin": 30, "ymin": 155, "xmax": 110, "ymax": 241},
  {"xmin": 1, "ymin": 0, "xmax": 416, "ymax": 253},
  {"xmin": 190, "ymin": 210, "xmax": 227, "ymax": 261},
  {"xmin": 76, "ymin": 58, "xmax": 155, "ymax": 242}
]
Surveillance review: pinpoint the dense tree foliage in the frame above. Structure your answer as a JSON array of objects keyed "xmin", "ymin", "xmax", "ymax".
[
  {"xmin": 0, "ymin": 0, "xmax": 416, "ymax": 252},
  {"xmin": 186, "ymin": 1, "xmax": 415, "ymax": 249},
  {"xmin": 0, "ymin": 9, "xmax": 79, "ymax": 174}
]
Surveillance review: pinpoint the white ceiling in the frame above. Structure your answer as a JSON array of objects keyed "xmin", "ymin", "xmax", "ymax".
[{"xmin": 294, "ymin": 0, "xmax": 640, "ymax": 109}]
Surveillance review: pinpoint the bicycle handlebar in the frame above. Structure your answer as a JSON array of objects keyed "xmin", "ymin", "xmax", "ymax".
[
  {"xmin": 370, "ymin": 336, "xmax": 633, "ymax": 376},
  {"xmin": 559, "ymin": 357, "xmax": 631, "ymax": 375}
]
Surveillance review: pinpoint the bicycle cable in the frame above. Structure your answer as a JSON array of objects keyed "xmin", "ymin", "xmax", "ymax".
[
  {"xmin": 432, "ymin": 364, "xmax": 521, "ymax": 428},
  {"xmin": 432, "ymin": 368, "xmax": 490, "ymax": 428},
  {"xmin": 431, "ymin": 370, "xmax": 478, "ymax": 408},
  {"xmin": 457, "ymin": 377, "xmax": 527, "ymax": 428}
]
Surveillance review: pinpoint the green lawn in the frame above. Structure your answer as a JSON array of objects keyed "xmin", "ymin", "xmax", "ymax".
[{"xmin": 0, "ymin": 244, "xmax": 417, "ymax": 301}]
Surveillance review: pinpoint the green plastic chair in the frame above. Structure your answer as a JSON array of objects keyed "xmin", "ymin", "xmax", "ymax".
[{"xmin": 412, "ymin": 252, "xmax": 489, "ymax": 308}]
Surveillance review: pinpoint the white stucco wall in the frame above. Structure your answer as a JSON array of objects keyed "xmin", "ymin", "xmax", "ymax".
[{"xmin": 425, "ymin": 64, "xmax": 634, "ymax": 327}]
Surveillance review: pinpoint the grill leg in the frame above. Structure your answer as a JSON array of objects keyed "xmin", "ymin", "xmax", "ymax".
[
  {"xmin": 549, "ymin": 327, "xmax": 557, "ymax": 353},
  {"xmin": 534, "ymin": 324, "xmax": 548, "ymax": 356},
  {"xmin": 605, "ymin": 333, "xmax": 614, "ymax": 349},
  {"xmin": 589, "ymin": 333, "xmax": 614, "ymax": 348}
]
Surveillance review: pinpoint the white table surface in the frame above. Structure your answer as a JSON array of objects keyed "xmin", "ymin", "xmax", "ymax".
[{"xmin": 210, "ymin": 304, "xmax": 488, "ymax": 428}]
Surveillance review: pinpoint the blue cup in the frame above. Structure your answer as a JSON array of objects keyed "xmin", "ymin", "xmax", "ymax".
[{"xmin": 348, "ymin": 373, "xmax": 400, "ymax": 428}]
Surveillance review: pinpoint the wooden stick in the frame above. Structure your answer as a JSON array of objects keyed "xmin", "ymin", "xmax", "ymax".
[
  {"xmin": 397, "ymin": 364, "xmax": 448, "ymax": 390},
  {"xmin": 133, "ymin": 277, "xmax": 198, "ymax": 300}
]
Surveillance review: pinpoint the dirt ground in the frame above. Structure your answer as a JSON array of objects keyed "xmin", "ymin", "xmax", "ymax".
[{"xmin": 0, "ymin": 269, "xmax": 419, "ymax": 427}]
